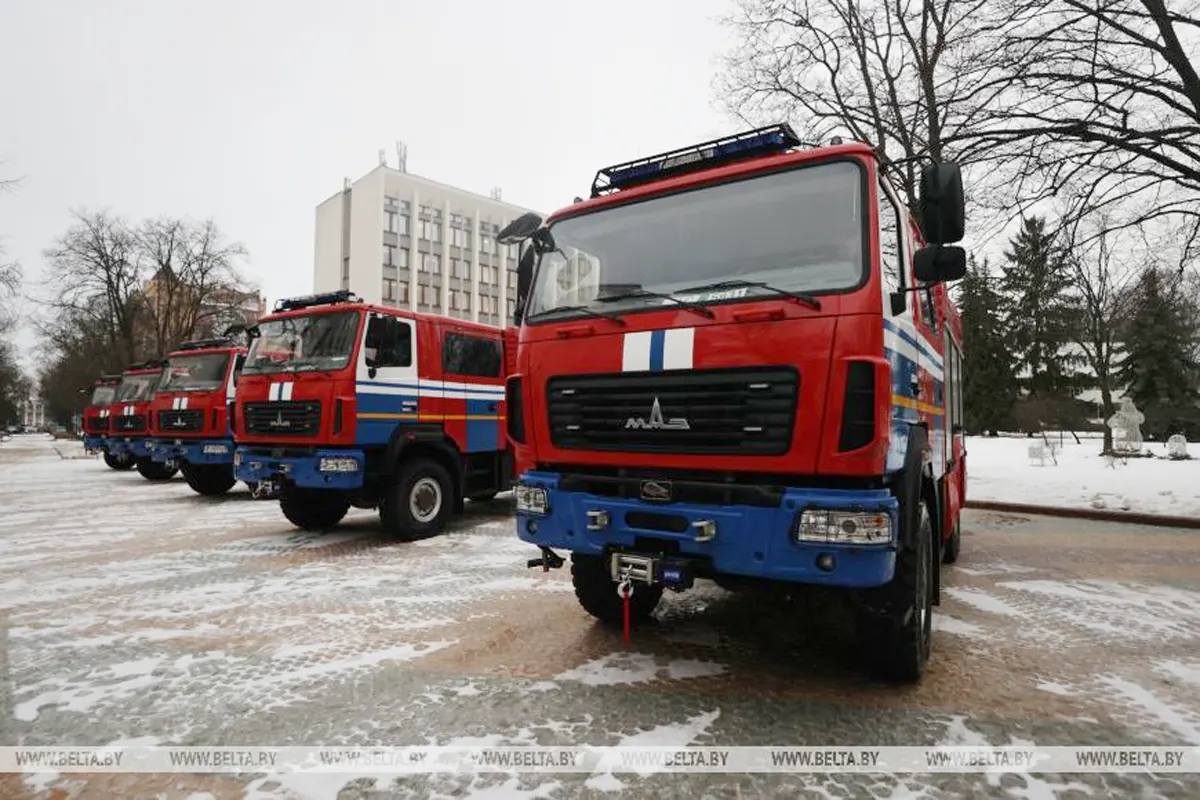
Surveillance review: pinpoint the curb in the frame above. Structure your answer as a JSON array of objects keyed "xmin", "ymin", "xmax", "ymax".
[{"xmin": 964, "ymin": 500, "xmax": 1200, "ymax": 530}]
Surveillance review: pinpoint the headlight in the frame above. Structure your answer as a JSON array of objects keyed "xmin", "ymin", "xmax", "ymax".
[
  {"xmin": 319, "ymin": 457, "xmax": 359, "ymax": 473},
  {"xmin": 794, "ymin": 509, "xmax": 892, "ymax": 544},
  {"xmin": 233, "ymin": 451, "xmax": 243, "ymax": 467},
  {"xmin": 203, "ymin": 444, "xmax": 229, "ymax": 455},
  {"xmin": 515, "ymin": 485, "xmax": 550, "ymax": 515}
]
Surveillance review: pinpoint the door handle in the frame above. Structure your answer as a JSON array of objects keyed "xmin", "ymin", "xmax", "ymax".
[
  {"xmin": 487, "ymin": 402, "xmax": 498, "ymax": 412},
  {"xmin": 910, "ymin": 376, "xmax": 921, "ymax": 397}
]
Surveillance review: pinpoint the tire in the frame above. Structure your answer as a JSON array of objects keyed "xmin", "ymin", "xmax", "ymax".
[
  {"xmin": 571, "ymin": 553, "xmax": 662, "ymax": 627},
  {"xmin": 279, "ymin": 486, "xmax": 350, "ymax": 530},
  {"xmin": 104, "ymin": 451, "xmax": 135, "ymax": 471},
  {"xmin": 380, "ymin": 457, "xmax": 454, "ymax": 540},
  {"xmin": 136, "ymin": 458, "xmax": 178, "ymax": 481},
  {"xmin": 859, "ymin": 498, "xmax": 935, "ymax": 683},
  {"xmin": 942, "ymin": 516, "xmax": 961, "ymax": 565},
  {"xmin": 182, "ymin": 464, "xmax": 237, "ymax": 496}
]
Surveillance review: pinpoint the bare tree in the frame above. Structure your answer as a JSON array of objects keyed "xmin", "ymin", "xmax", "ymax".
[
  {"xmin": 40, "ymin": 210, "xmax": 143, "ymax": 367},
  {"xmin": 718, "ymin": 0, "xmax": 1022, "ymax": 218},
  {"xmin": 136, "ymin": 218, "xmax": 248, "ymax": 355},
  {"xmin": 979, "ymin": 0, "xmax": 1200, "ymax": 243}
]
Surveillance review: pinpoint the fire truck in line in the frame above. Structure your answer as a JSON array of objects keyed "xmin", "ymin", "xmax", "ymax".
[
  {"xmin": 108, "ymin": 360, "xmax": 179, "ymax": 481},
  {"xmin": 500, "ymin": 124, "xmax": 968, "ymax": 682},
  {"xmin": 145, "ymin": 336, "xmax": 248, "ymax": 495},
  {"xmin": 232, "ymin": 291, "xmax": 510, "ymax": 536},
  {"xmin": 82, "ymin": 374, "xmax": 132, "ymax": 470}
]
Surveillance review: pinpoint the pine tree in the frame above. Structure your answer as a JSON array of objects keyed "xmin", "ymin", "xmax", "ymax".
[
  {"xmin": 1116, "ymin": 268, "xmax": 1199, "ymax": 412},
  {"xmin": 959, "ymin": 256, "xmax": 1017, "ymax": 434},
  {"xmin": 999, "ymin": 217, "xmax": 1080, "ymax": 398}
]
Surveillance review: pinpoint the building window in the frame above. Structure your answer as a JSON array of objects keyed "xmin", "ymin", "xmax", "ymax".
[
  {"xmin": 397, "ymin": 283, "xmax": 409, "ymax": 304},
  {"xmin": 450, "ymin": 258, "xmax": 470, "ymax": 280},
  {"xmin": 421, "ymin": 220, "xmax": 442, "ymax": 243},
  {"xmin": 479, "ymin": 232, "xmax": 493, "ymax": 254},
  {"xmin": 383, "ymin": 243, "xmax": 396, "ymax": 266},
  {"xmin": 397, "ymin": 247, "xmax": 409, "ymax": 269},
  {"xmin": 421, "ymin": 253, "xmax": 440, "ymax": 274},
  {"xmin": 382, "ymin": 278, "xmax": 396, "ymax": 302},
  {"xmin": 506, "ymin": 298, "xmax": 516, "ymax": 318},
  {"xmin": 450, "ymin": 227, "xmax": 471, "ymax": 248},
  {"xmin": 442, "ymin": 333, "xmax": 502, "ymax": 378},
  {"xmin": 397, "ymin": 214, "xmax": 409, "ymax": 236},
  {"xmin": 384, "ymin": 198, "xmax": 399, "ymax": 233},
  {"xmin": 506, "ymin": 269, "xmax": 517, "ymax": 290}
]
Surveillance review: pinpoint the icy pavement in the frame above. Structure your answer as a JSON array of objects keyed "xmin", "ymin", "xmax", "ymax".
[{"xmin": 3, "ymin": 436, "xmax": 1200, "ymax": 798}]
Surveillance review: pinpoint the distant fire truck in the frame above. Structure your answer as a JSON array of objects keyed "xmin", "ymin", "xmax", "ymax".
[
  {"xmin": 108, "ymin": 360, "xmax": 177, "ymax": 481},
  {"xmin": 233, "ymin": 291, "xmax": 510, "ymax": 536},
  {"xmin": 82, "ymin": 374, "xmax": 130, "ymax": 470},
  {"xmin": 146, "ymin": 336, "xmax": 247, "ymax": 495},
  {"xmin": 501, "ymin": 124, "xmax": 968, "ymax": 682}
]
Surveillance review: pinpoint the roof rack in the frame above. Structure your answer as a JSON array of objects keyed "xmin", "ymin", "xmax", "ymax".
[
  {"xmin": 174, "ymin": 337, "xmax": 240, "ymax": 352},
  {"xmin": 125, "ymin": 358, "xmax": 168, "ymax": 372},
  {"xmin": 274, "ymin": 289, "xmax": 361, "ymax": 313},
  {"xmin": 590, "ymin": 123, "xmax": 804, "ymax": 198}
]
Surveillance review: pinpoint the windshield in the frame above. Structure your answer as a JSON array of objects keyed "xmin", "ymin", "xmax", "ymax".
[
  {"xmin": 527, "ymin": 161, "xmax": 865, "ymax": 320},
  {"xmin": 243, "ymin": 310, "xmax": 360, "ymax": 374},
  {"xmin": 159, "ymin": 353, "xmax": 231, "ymax": 392},
  {"xmin": 90, "ymin": 386, "xmax": 117, "ymax": 406},
  {"xmin": 116, "ymin": 373, "xmax": 160, "ymax": 403}
]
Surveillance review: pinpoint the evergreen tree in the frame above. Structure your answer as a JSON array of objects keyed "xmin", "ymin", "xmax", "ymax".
[
  {"xmin": 958, "ymin": 256, "xmax": 1017, "ymax": 434},
  {"xmin": 999, "ymin": 217, "xmax": 1080, "ymax": 398},
  {"xmin": 1116, "ymin": 268, "xmax": 1199, "ymax": 412}
]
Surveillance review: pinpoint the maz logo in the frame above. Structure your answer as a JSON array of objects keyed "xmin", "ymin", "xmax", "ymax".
[{"xmin": 624, "ymin": 397, "xmax": 690, "ymax": 431}]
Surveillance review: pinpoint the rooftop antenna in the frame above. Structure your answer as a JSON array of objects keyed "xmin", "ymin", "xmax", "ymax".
[
  {"xmin": 491, "ymin": 187, "xmax": 502, "ymax": 201},
  {"xmin": 378, "ymin": 148, "xmax": 387, "ymax": 167},
  {"xmin": 343, "ymin": 177, "xmax": 351, "ymax": 191},
  {"xmin": 396, "ymin": 141, "xmax": 408, "ymax": 173}
]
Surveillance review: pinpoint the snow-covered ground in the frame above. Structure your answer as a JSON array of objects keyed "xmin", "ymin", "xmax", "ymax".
[{"xmin": 967, "ymin": 435, "xmax": 1200, "ymax": 518}]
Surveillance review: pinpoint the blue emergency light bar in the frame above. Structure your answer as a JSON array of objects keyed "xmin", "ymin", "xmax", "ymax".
[
  {"xmin": 274, "ymin": 289, "xmax": 361, "ymax": 313},
  {"xmin": 590, "ymin": 123, "xmax": 804, "ymax": 198}
]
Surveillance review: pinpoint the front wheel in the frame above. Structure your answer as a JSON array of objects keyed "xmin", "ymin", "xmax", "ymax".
[
  {"xmin": 136, "ymin": 458, "xmax": 178, "ymax": 481},
  {"xmin": 279, "ymin": 486, "xmax": 350, "ymax": 530},
  {"xmin": 380, "ymin": 457, "xmax": 454, "ymax": 540},
  {"xmin": 859, "ymin": 498, "xmax": 934, "ymax": 683},
  {"xmin": 104, "ymin": 451, "xmax": 135, "ymax": 471},
  {"xmin": 183, "ymin": 464, "xmax": 237, "ymax": 496},
  {"xmin": 571, "ymin": 553, "xmax": 662, "ymax": 627}
]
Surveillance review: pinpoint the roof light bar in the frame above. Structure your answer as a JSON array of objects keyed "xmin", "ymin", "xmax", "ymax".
[
  {"xmin": 590, "ymin": 123, "xmax": 804, "ymax": 198},
  {"xmin": 274, "ymin": 289, "xmax": 361, "ymax": 313},
  {"xmin": 175, "ymin": 337, "xmax": 240, "ymax": 352}
]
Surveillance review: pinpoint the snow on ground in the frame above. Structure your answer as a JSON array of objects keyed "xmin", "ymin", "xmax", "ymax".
[{"xmin": 966, "ymin": 435, "xmax": 1200, "ymax": 517}]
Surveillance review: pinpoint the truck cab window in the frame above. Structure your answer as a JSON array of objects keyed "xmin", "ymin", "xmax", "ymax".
[
  {"xmin": 366, "ymin": 315, "xmax": 412, "ymax": 368},
  {"xmin": 878, "ymin": 180, "xmax": 904, "ymax": 299}
]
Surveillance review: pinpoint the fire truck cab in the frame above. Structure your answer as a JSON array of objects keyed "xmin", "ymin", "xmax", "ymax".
[
  {"xmin": 233, "ymin": 291, "xmax": 510, "ymax": 537},
  {"xmin": 108, "ymin": 361, "xmax": 179, "ymax": 481},
  {"xmin": 503, "ymin": 124, "xmax": 968, "ymax": 682},
  {"xmin": 83, "ymin": 374, "xmax": 130, "ymax": 470},
  {"xmin": 146, "ymin": 337, "xmax": 247, "ymax": 495}
]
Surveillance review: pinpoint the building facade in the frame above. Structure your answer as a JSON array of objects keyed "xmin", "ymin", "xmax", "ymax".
[{"xmin": 313, "ymin": 166, "xmax": 541, "ymax": 327}]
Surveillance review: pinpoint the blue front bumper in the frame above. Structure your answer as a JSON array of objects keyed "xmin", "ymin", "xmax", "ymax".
[
  {"xmin": 83, "ymin": 435, "xmax": 106, "ymax": 452},
  {"xmin": 148, "ymin": 437, "xmax": 234, "ymax": 465},
  {"xmin": 234, "ymin": 447, "xmax": 365, "ymax": 490},
  {"xmin": 108, "ymin": 437, "xmax": 151, "ymax": 459},
  {"xmin": 515, "ymin": 472, "xmax": 900, "ymax": 589}
]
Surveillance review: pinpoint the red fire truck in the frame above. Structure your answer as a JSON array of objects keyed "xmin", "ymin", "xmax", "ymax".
[
  {"xmin": 502, "ymin": 124, "xmax": 968, "ymax": 682},
  {"xmin": 109, "ymin": 360, "xmax": 179, "ymax": 481},
  {"xmin": 233, "ymin": 291, "xmax": 510, "ymax": 536},
  {"xmin": 146, "ymin": 337, "xmax": 247, "ymax": 495},
  {"xmin": 82, "ymin": 374, "xmax": 131, "ymax": 470}
]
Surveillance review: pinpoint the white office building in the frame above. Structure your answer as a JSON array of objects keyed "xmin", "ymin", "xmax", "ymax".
[{"xmin": 313, "ymin": 163, "xmax": 542, "ymax": 327}]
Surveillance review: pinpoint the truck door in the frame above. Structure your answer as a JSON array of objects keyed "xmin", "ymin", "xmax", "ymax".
[
  {"xmin": 910, "ymin": 226, "xmax": 946, "ymax": 479},
  {"xmin": 442, "ymin": 329, "xmax": 504, "ymax": 453},
  {"xmin": 878, "ymin": 177, "xmax": 923, "ymax": 473},
  {"xmin": 357, "ymin": 312, "xmax": 418, "ymax": 445}
]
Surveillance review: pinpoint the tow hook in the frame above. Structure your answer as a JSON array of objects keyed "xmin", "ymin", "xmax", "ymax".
[{"xmin": 527, "ymin": 546, "xmax": 565, "ymax": 572}]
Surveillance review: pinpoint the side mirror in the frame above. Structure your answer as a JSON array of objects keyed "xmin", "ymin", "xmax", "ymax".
[
  {"xmin": 497, "ymin": 212, "xmax": 544, "ymax": 245},
  {"xmin": 914, "ymin": 245, "xmax": 967, "ymax": 283},
  {"xmin": 918, "ymin": 162, "xmax": 965, "ymax": 244},
  {"xmin": 512, "ymin": 245, "xmax": 535, "ymax": 325}
]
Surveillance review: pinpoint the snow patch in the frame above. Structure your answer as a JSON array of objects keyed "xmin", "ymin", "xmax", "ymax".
[
  {"xmin": 1036, "ymin": 681, "xmax": 1075, "ymax": 696},
  {"xmin": 1096, "ymin": 675, "xmax": 1200, "ymax": 744},
  {"xmin": 555, "ymin": 652, "xmax": 726, "ymax": 686},
  {"xmin": 943, "ymin": 587, "xmax": 1023, "ymax": 617},
  {"xmin": 931, "ymin": 614, "xmax": 986, "ymax": 638}
]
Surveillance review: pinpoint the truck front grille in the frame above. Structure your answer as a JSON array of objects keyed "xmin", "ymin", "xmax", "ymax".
[
  {"xmin": 243, "ymin": 401, "xmax": 321, "ymax": 436},
  {"xmin": 86, "ymin": 417, "xmax": 109, "ymax": 433},
  {"xmin": 159, "ymin": 409, "xmax": 203, "ymax": 433},
  {"xmin": 546, "ymin": 366, "xmax": 799, "ymax": 455},
  {"xmin": 115, "ymin": 414, "xmax": 146, "ymax": 433}
]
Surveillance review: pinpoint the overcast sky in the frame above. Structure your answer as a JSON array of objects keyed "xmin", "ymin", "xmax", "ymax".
[{"xmin": 1, "ymin": 0, "xmax": 735, "ymax": 368}]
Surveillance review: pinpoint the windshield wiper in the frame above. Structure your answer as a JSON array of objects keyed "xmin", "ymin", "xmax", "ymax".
[
  {"xmin": 526, "ymin": 305, "xmax": 627, "ymax": 325},
  {"xmin": 596, "ymin": 288, "xmax": 715, "ymax": 319},
  {"xmin": 678, "ymin": 280, "xmax": 822, "ymax": 311}
]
